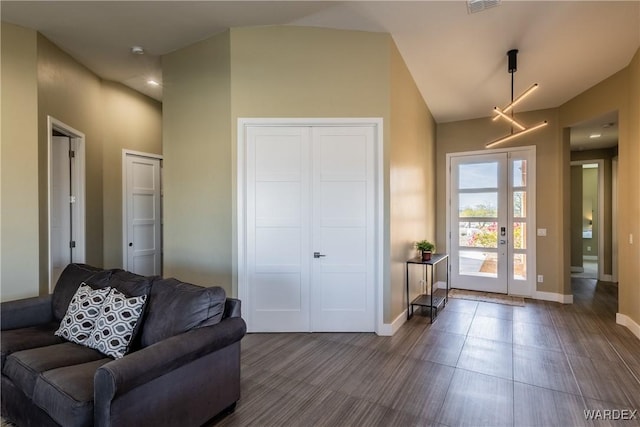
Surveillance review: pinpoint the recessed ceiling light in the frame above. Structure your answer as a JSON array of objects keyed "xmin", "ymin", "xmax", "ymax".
[
  {"xmin": 589, "ymin": 133, "xmax": 602, "ymax": 139},
  {"xmin": 131, "ymin": 46, "xmax": 145, "ymax": 55},
  {"xmin": 147, "ymin": 80, "xmax": 160, "ymax": 87}
]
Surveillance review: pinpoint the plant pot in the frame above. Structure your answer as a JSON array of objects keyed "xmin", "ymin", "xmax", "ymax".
[{"xmin": 421, "ymin": 251, "xmax": 432, "ymax": 261}]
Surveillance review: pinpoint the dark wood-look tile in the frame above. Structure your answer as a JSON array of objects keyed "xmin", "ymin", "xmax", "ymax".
[
  {"xmin": 569, "ymin": 354, "xmax": 640, "ymax": 408},
  {"xmin": 513, "ymin": 345, "xmax": 581, "ymax": 394},
  {"xmin": 457, "ymin": 336, "xmax": 513, "ymax": 380},
  {"xmin": 430, "ymin": 309, "xmax": 475, "ymax": 336},
  {"xmin": 437, "ymin": 369, "xmax": 513, "ymax": 427},
  {"xmin": 513, "ymin": 382, "xmax": 588, "ymax": 427},
  {"xmin": 407, "ymin": 329, "xmax": 467, "ymax": 367},
  {"xmin": 467, "ymin": 315, "xmax": 513, "ymax": 343},
  {"xmin": 444, "ymin": 297, "xmax": 479, "ymax": 315},
  {"xmin": 375, "ymin": 357, "xmax": 455, "ymax": 421},
  {"xmin": 513, "ymin": 302, "xmax": 555, "ymax": 326},
  {"xmin": 475, "ymin": 301, "xmax": 514, "ymax": 320},
  {"xmin": 513, "ymin": 321, "xmax": 562, "ymax": 351},
  {"xmin": 555, "ymin": 325, "xmax": 622, "ymax": 362}
]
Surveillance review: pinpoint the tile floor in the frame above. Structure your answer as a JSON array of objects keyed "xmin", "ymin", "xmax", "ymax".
[{"xmin": 214, "ymin": 278, "xmax": 640, "ymax": 426}]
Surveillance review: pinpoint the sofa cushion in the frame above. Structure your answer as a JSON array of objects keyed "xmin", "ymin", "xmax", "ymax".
[
  {"xmin": 86, "ymin": 288, "xmax": 147, "ymax": 359},
  {"xmin": 54, "ymin": 284, "xmax": 111, "ymax": 345},
  {"xmin": 32, "ymin": 359, "xmax": 111, "ymax": 427},
  {"xmin": 1, "ymin": 322, "xmax": 64, "ymax": 368},
  {"xmin": 3, "ymin": 342, "xmax": 107, "ymax": 400},
  {"xmin": 105, "ymin": 269, "xmax": 153, "ymax": 297},
  {"xmin": 52, "ymin": 264, "xmax": 112, "ymax": 322},
  {"xmin": 140, "ymin": 278, "xmax": 226, "ymax": 348}
]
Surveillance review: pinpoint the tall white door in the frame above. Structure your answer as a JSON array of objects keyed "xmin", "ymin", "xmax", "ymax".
[
  {"xmin": 450, "ymin": 149, "xmax": 535, "ymax": 296},
  {"xmin": 245, "ymin": 125, "xmax": 376, "ymax": 332},
  {"xmin": 124, "ymin": 153, "xmax": 162, "ymax": 276},
  {"xmin": 51, "ymin": 136, "xmax": 73, "ymax": 286}
]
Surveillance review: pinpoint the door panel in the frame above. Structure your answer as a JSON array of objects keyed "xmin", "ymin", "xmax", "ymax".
[
  {"xmin": 51, "ymin": 136, "xmax": 71, "ymax": 287},
  {"xmin": 125, "ymin": 155, "xmax": 162, "ymax": 276},
  {"xmin": 450, "ymin": 150, "xmax": 535, "ymax": 296},
  {"xmin": 451, "ymin": 153, "xmax": 508, "ymax": 293},
  {"xmin": 311, "ymin": 127, "xmax": 375, "ymax": 332},
  {"xmin": 247, "ymin": 126, "xmax": 311, "ymax": 332},
  {"xmin": 246, "ymin": 125, "xmax": 376, "ymax": 332}
]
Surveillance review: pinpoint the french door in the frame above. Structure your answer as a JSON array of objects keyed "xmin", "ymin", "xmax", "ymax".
[
  {"xmin": 243, "ymin": 124, "xmax": 376, "ymax": 332},
  {"xmin": 449, "ymin": 148, "xmax": 535, "ymax": 296}
]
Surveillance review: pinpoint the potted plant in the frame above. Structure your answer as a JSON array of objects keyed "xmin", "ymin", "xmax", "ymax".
[{"xmin": 415, "ymin": 240, "xmax": 435, "ymax": 261}]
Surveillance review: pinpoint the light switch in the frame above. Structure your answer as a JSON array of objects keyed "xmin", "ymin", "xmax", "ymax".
[{"xmin": 537, "ymin": 228, "xmax": 547, "ymax": 237}]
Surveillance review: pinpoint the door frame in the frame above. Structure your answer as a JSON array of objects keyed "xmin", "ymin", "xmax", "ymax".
[
  {"xmin": 570, "ymin": 159, "xmax": 606, "ymax": 281},
  {"xmin": 237, "ymin": 117, "xmax": 384, "ymax": 334},
  {"xmin": 47, "ymin": 116, "xmax": 86, "ymax": 292},
  {"xmin": 121, "ymin": 149, "xmax": 163, "ymax": 273},
  {"xmin": 446, "ymin": 145, "xmax": 537, "ymax": 297}
]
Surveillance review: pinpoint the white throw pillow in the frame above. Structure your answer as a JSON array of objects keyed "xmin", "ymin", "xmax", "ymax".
[
  {"xmin": 55, "ymin": 284, "xmax": 111, "ymax": 345},
  {"xmin": 86, "ymin": 287, "xmax": 147, "ymax": 359}
]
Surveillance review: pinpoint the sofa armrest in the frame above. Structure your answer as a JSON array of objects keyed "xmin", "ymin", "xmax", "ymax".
[
  {"xmin": 94, "ymin": 316, "xmax": 246, "ymax": 400},
  {"xmin": 1, "ymin": 295, "xmax": 53, "ymax": 330},
  {"xmin": 224, "ymin": 297, "xmax": 242, "ymax": 318}
]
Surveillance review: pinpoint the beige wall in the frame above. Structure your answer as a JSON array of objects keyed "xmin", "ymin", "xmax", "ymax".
[
  {"xmin": 163, "ymin": 26, "xmax": 435, "ymax": 322},
  {"xmin": 101, "ymin": 81, "xmax": 162, "ymax": 268},
  {"xmin": 0, "ymin": 27, "xmax": 162, "ymax": 301},
  {"xmin": 389, "ymin": 41, "xmax": 437, "ymax": 320},
  {"xmin": 436, "ymin": 109, "xmax": 564, "ymax": 296},
  {"xmin": 229, "ymin": 26, "xmax": 393, "ymax": 317},
  {"xmin": 1, "ymin": 23, "xmax": 39, "ymax": 300},
  {"xmin": 162, "ymin": 31, "xmax": 232, "ymax": 290},
  {"xmin": 582, "ymin": 168, "xmax": 598, "ymax": 256},
  {"xmin": 560, "ymin": 48, "xmax": 640, "ymax": 327}
]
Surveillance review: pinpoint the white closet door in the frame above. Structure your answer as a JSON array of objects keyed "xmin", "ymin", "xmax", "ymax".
[
  {"xmin": 245, "ymin": 124, "xmax": 375, "ymax": 332},
  {"xmin": 311, "ymin": 126, "xmax": 375, "ymax": 331},
  {"xmin": 246, "ymin": 126, "xmax": 311, "ymax": 332}
]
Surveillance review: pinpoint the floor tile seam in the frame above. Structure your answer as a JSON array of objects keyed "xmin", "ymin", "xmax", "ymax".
[
  {"xmin": 593, "ymin": 322, "xmax": 640, "ymax": 388},
  {"xmin": 511, "ymin": 378, "xmax": 586, "ymax": 402},
  {"xmin": 548, "ymin": 312, "xmax": 589, "ymax": 410}
]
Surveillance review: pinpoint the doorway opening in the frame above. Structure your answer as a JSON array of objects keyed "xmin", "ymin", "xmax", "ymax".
[
  {"xmin": 446, "ymin": 146, "xmax": 536, "ymax": 297},
  {"xmin": 48, "ymin": 117, "xmax": 86, "ymax": 292}
]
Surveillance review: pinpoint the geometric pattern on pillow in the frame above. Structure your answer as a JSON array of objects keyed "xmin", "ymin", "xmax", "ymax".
[
  {"xmin": 54, "ymin": 284, "xmax": 111, "ymax": 345},
  {"xmin": 86, "ymin": 287, "xmax": 147, "ymax": 359}
]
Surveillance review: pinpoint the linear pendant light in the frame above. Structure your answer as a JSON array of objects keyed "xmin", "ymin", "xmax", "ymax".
[
  {"xmin": 486, "ymin": 121, "xmax": 548, "ymax": 148},
  {"xmin": 487, "ymin": 49, "xmax": 546, "ymax": 148}
]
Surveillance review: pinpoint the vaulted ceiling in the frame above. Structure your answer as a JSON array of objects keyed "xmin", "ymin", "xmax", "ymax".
[{"xmin": 3, "ymin": 1, "xmax": 639, "ymax": 147}]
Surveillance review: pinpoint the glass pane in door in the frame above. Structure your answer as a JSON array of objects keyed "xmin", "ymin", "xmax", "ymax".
[{"xmin": 459, "ymin": 250, "xmax": 498, "ymax": 278}]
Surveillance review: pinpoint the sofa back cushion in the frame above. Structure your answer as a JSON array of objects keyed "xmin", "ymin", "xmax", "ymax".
[
  {"xmin": 140, "ymin": 278, "xmax": 226, "ymax": 348},
  {"xmin": 52, "ymin": 264, "xmax": 112, "ymax": 322}
]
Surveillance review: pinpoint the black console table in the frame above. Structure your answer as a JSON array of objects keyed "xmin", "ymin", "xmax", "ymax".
[{"xmin": 406, "ymin": 253, "xmax": 449, "ymax": 323}]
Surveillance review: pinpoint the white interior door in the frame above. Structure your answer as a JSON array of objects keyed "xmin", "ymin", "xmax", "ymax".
[
  {"xmin": 124, "ymin": 153, "xmax": 162, "ymax": 276},
  {"xmin": 450, "ymin": 149, "xmax": 535, "ymax": 296},
  {"xmin": 245, "ymin": 124, "xmax": 376, "ymax": 332},
  {"xmin": 311, "ymin": 127, "xmax": 375, "ymax": 331},
  {"xmin": 246, "ymin": 126, "xmax": 311, "ymax": 332},
  {"xmin": 51, "ymin": 136, "xmax": 72, "ymax": 286}
]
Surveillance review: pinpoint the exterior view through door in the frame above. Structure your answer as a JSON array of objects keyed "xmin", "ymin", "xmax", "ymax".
[
  {"xmin": 448, "ymin": 148, "xmax": 535, "ymax": 296},
  {"xmin": 240, "ymin": 122, "xmax": 378, "ymax": 333}
]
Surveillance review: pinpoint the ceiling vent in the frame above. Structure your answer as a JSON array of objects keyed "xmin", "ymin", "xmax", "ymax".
[{"xmin": 467, "ymin": 0, "xmax": 502, "ymax": 14}]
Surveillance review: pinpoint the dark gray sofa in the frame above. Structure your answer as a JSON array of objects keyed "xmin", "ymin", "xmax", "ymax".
[{"xmin": 1, "ymin": 263, "xmax": 246, "ymax": 427}]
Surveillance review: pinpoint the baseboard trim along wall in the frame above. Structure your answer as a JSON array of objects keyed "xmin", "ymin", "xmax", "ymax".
[
  {"xmin": 533, "ymin": 291, "xmax": 574, "ymax": 304},
  {"xmin": 616, "ymin": 313, "xmax": 640, "ymax": 340},
  {"xmin": 379, "ymin": 310, "xmax": 407, "ymax": 336}
]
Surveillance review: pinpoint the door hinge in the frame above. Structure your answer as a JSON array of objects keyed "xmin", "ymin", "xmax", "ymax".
[
  {"xmin": 69, "ymin": 150, "xmax": 75, "ymax": 158},
  {"xmin": 69, "ymin": 195, "xmax": 76, "ymax": 204},
  {"xmin": 70, "ymin": 241, "xmax": 76, "ymax": 249}
]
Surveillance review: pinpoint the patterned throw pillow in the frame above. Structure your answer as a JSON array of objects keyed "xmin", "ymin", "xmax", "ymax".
[
  {"xmin": 86, "ymin": 287, "xmax": 147, "ymax": 359},
  {"xmin": 55, "ymin": 284, "xmax": 111, "ymax": 345}
]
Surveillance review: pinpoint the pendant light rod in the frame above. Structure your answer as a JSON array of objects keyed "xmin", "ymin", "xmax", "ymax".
[
  {"xmin": 492, "ymin": 83, "xmax": 539, "ymax": 121},
  {"xmin": 493, "ymin": 107, "xmax": 525, "ymax": 130},
  {"xmin": 486, "ymin": 121, "xmax": 548, "ymax": 148}
]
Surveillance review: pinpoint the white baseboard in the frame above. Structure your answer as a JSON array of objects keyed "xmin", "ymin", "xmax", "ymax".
[
  {"xmin": 616, "ymin": 313, "xmax": 640, "ymax": 340},
  {"xmin": 377, "ymin": 310, "xmax": 407, "ymax": 336},
  {"xmin": 533, "ymin": 291, "xmax": 573, "ymax": 304},
  {"xmin": 436, "ymin": 281, "xmax": 447, "ymax": 290},
  {"xmin": 600, "ymin": 274, "xmax": 613, "ymax": 282}
]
